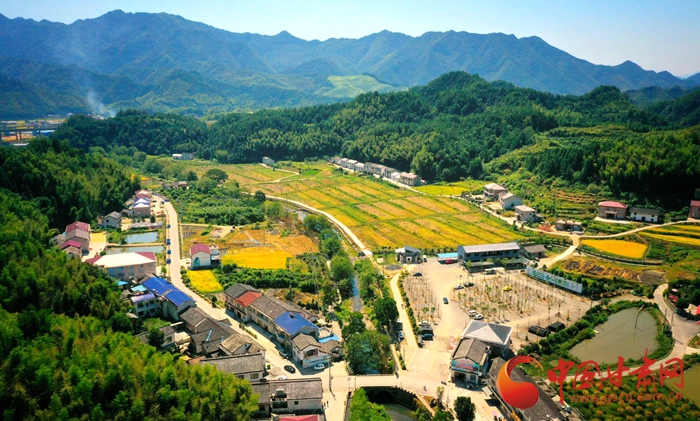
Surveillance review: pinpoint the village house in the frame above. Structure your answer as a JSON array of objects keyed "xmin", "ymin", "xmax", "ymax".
[
  {"xmin": 354, "ymin": 162, "xmax": 365, "ymax": 172},
  {"xmin": 291, "ymin": 334, "xmax": 331, "ymax": 368},
  {"xmin": 346, "ymin": 159, "xmax": 358, "ymax": 170},
  {"xmin": 690, "ymin": 200, "xmax": 700, "ymax": 219},
  {"xmin": 483, "ymin": 183, "xmax": 507, "ymax": 200},
  {"xmin": 399, "ymin": 172, "xmax": 420, "ymax": 186},
  {"xmin": 274, "ymin": 312, "xmax": 319, "ymax": 353},
  {"xmin": 498, "ymin": 192, "xmax": 523, "ymax": 210},
  {"xmin": 132, "ymin": 197, "xmax": 151, "ymax": 217},
  {"xmin": 190, "ymin": 243, "xmax": 211, "ymax": 268},
  {"xmin": 262, "ymin": 156, "xmax": 275, "ymax": 165},
  {"xmin": 520, "ymin": 244, "xmax": 547, "ymax": 260},
  {"xmin": 365, "ymin": 162, "xmax": 386, "ymax": 175},
  {"xmin": 395, "ymin": 245, "xmax": 422, "ymax": 263},
  {"xmin": 172, "ymin": 152, "xmax": 194, "ymax": 160},
  {"xmin": 141, "ymin": 276, "xmax": 196, "ymax": 320},
  {"xmin": 218, "ymin": 333, "xmax": 265, "ymax": 357},
  {"xmin": 223, "ymin": 283, "xmax": 261, "ymax": 318},
  {"xmin": 381, "ymin": 167, "xmax": 397, "ymax": 178},
  {"xmin": 87, "ymin": 252, "xmax": 157, "ymax": 281},
  {"xmin": 450, "ymin": 338, "xmax": 490, "ymax": 384},
  {"xmin": 390, "ymin": 171, "xmax": 401, "ymax": 182},
  {"xmin": 598, "ymin": 201, "xmax": 627, "ymax": 220},
  {"xmin": 129, "ymin": 291, "xmax": 159, "ymax": 318},
  {"xmin": 100, "ymin": 211, "xmax": 122, "ymax": 229},
  {"xmin": 268, "ymin": 378, "xmax": 323, "ymax": 416},
  {"xmin": 629, "ymin": 207, "xmax": 661, "ymax": 223},
  {"xmin": 199, "ymin": 352, "xmax": 266, "ymax": 383},
  {"xmin": 135, "ymin": 189, "xmax": 152, "ymax": 199},
  {"xmin": 514, "ymin": 205, "xmax": 537, "ymax": 223},
  {"xmin": 65, "ymin": 221, "xmax": 91, "ymax": 252},
  {"xmin": 554, "ymin": 219, "xmax": 582, "ymax": 232},
  {"xmin": 339, "ymin": 158, "xmax": 349, "ymax": 168},
  {"xmin": 457, "ymin": 242, "xmax": 520, "ymax": 263}
]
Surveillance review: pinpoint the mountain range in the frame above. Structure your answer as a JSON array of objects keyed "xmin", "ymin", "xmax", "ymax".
[{"xmin": 1, "ymin": 10, "xmax": 699, "ymax": 118}]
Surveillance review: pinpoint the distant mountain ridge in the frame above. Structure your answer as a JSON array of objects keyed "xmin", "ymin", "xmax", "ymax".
[{"xmin": 0, "ymin": 10, "xmax": 698, "ymax": 117}]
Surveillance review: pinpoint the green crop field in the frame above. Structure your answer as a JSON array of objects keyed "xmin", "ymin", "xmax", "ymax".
[{"xmin": 220, "ymin": 163, "xmax": 523, "ymax": 249}]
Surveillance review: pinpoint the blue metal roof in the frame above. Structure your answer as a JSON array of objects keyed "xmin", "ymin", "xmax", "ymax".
[
  {"xmin": 132, "ymin": 284, "xmax": 147, "ymax": 293},
  {"xmin": 318, "ymin": 334, "xmax": 339, "ymax": 343},
  {"xmin": 143, "ymin": 277, "xmax": 171, "ymax": 296},
  {"xmin": 164, "ymin": 290, "xmax": 194, "ymax": 307},
  {"xmin": 274, "ymin": 312, "xmax": 318, "ymax": 336}
]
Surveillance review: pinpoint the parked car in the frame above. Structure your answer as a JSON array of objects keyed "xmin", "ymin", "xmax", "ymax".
[
  {"xmin": 474, "ymin": 314, "xmax": 484, "ymax": 320},
  {"xmin": 279, "ymin": 350, "xmax": 289, "ymax": 358},
  {"xmin": 468, "ymin": 310, "xmax": 478, "ymax": 317},
  {"xmin": 397, "ymin": 331, "xmax": 404, "ymax": 340},
  {"xmin": 313, "ymin": 364, "xmax": 325, "ymax": 371},
  {"xmin": 419, "ymin": 320, "xmax": 430, "ymax": 326},
  {"xmin": 453, "ymin": 284, "xmax": 464, "ymax": 290},
  {"xmin": 284, "ymin": 365, "xmax": 296, "ymax": 374},
  {"xmin": 166, "ymin": 258, "xmax": 171, "ymax": 264},
  {"xmin": 422, "ymin": 333, "xmax": 434, "ymax": 341},
  {"xmin": 503, "ymin": 285, "xmax": 512, "ymax": 291},
  {"xmin": 278, "ymin": 375, "xmax": 288, "ymax": 380},
  {"xmin": 413, "ymin": 272, "xmax": 422, "ymax": 277},
  {"xmin": 443, "ymin": 297, "xmax": 449, "ymax": 304},
  {"xmin": 464, "ymin": 282, "xmax": 475, "ymax": 287},
  {"xmin": 167, "ymin": 224, "xmax": 171, "ymax": 228},
  {"xmin": 166, "ymin": 238, "xmax": 171, "ymax": 245}
]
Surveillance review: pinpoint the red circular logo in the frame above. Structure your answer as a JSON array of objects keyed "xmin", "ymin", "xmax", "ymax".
[{"xmin": 496, "ymin": 356, "xmax": 543, "ymax": 409}]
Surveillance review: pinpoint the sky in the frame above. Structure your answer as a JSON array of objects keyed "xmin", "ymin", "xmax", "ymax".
[{"xmin": 2, "ymin": 0, "xmax": 699, "ymax": 77}]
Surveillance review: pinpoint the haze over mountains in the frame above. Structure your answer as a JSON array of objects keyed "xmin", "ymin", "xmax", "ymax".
[{"xmin": 0, "ymin": 9, "xmax": 699, "ymax": 118}]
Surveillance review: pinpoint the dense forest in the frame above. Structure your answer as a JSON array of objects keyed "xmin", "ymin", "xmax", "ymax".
[
  {"xmin": 53, "ymin": 71, "xmax": 700, "ymax": 203},
  {"xmin": 0, "ymin": 143, "xmax": 258, "ymax": 419}
]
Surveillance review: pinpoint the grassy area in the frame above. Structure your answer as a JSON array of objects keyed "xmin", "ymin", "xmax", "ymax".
[
  {"xmin": 221, "ymin": 248, "xmax": 292, "ymax": 269},
  {"xmin": 188, "ymin": 270, "xmax": 224, "ymax": 293},
  {"xmin": 669, "ymin": 364, "xmax": 700, "ymax": 406},
  {"xmin": 324, "ymin": 75, "xmax": 399, "ymax": 98},
  {"xmin": 582, "ymin": 239, "xmax": 647, "ymax": 259},
  {"xmin": 218, "ymin": 163, "xmax": 522, "ymax": 250}
]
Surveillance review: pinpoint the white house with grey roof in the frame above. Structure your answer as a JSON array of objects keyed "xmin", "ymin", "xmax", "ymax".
[
  {"xmin": 200, "ymin": 352, "xmax": 266, "ymax": 383},
  {"xmin": 498, "ymin": 192, "xmax": 522, "ymax": 210},
  {"xmin": 268, "ymin": 378, "xmax": 323, "ymax": 416},
  {"xmin": 450, "ymin": 338, "xmax": 490, "ymax": 384},
  {"xmin": 629, "ymin": 207, "xmax": 661, "ymax": 223},
  {"xmin": 100, "ymin": 211, "xmax": 122, "ymax": 228},
  {"xmin": 457, "ymin": 242, "xmax": 521, "ymax": 263}
]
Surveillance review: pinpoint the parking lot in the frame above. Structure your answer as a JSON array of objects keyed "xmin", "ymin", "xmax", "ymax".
[{"xmin": 403, "ymin": 257, "xmax": 591, "ymax": 352}]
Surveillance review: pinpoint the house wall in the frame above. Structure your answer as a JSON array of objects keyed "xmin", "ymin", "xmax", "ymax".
[
  {"xmin": 134, "ymin": 298, "xmax": 159, "ymax": 318},
  {"xmin": 458, "ymin": 247, "xmax": 520, "ymax": 262},
  {"xmin": 270, "ymin": 396, "xmax": 323, "ymax": 415},
  {"xmin": 233, "ymin": 370, "xmax": 265, "ymax": 383},
  {"xmin": 67, "ymin": 235, "xmax": 90, "ymax": 251},
  {"xmin": 598, "ymin": 206, "xmax": 626, "ymax": 220},
  {"xmin": 191, "ymin": 251, "xmax": 211, "ymax": 268},
  {"xmin": 133, "ymin": 206, "xmax": 151, "ymax": 217},
  {"xmin": 499, "ymin": 195, "xmax": 522, "ymax": 210},
  {"xmin": 692, "ymin": 205, "xmax": 700, "ymax": 219},
  {"xmin": 107, "ymin": 261, "xmax": 157, "ymax": 281},
  {"xmin": 516, "ymin": 210, "xmax": 536, "ymax": 222},
  {"xmin": 101, "ymin": 216, "xmax": 121, "ymax": 228},
  {"xmin": 630, "ymin": 212, "xmax": 658, "ymax": 223}
]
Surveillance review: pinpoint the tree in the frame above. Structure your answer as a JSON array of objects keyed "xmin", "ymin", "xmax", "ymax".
[
  {"xmin": 321, "ymin": 233, "xmax": 342, "ymax": 258},
  {"xmin": 205, "ymin": 168, "xmax": 228, "ymax": 183},
  {"xmin": 375, "ymin": 297, "xmax": 399, "ymax": 329},
  {"xmin": 321, "ymin": 280, "xmax": 339, "ymax": 308},
  {"xmin": 342, "ymin": 312, "xmax": 366, "ymax": 338},
  {"xmin": 254, "ymin": 190, "xmax": 267, "ymax": 203},
  {"xmin": 349, "ymin": 388, "xmax": 391, "ymax": 421},
  {"xmin": 195, "ymin": 177, "xmax": 218, "ymax": 193},
  {"xmin": 330, "ymin": 255, "xmax": 353, "ymax": 283},
  {"xmin": 454, "ymin": 396, "xmax": 476, "ymax": 421},
  {"xmin": 186, "ymin": 170, "xmax": 198, "ymax": 181},
  {"xmin": 433, "ymin": 410, "xmax": 455, "ymax": 421},
  {"xmin": 147, "ymin": 328, "xmax": 165, "ymax": 348},
  {"xmin": 344, "ymin": 330, "xmax": 392, "ymax": 374}
]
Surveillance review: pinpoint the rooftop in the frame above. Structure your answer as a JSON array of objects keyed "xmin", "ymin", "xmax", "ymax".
[
  {"xmin": 630, "ymin": 207, "xmax": 660, "ymax": 215},
  {"xmin": 60, "ymin": 240, "xmax": 82, "ymax": 250},
  {"xmin": 499, "ymin": 192, "xmax": 518, "ymax": 200},
  {"xmin": 274, "ymin": 312, "xmax": 318, "ymax": 336},
  {"xmin": 130, "ymin": 292, "xmax": 156, "ymax": 303},
  {"xmin": 163, "ymin": 290, "xmax": 195, "ymax": 307},
  {"xmin": 219, "ymin": 333, "xmax": 264, "ymax": 356},
  {"xmin": 180, "ymin": 307, "xmax": 210, "ymax": 327},
  {"xmin": 599, "ymin": 201, "xmax": 626, "ymax": 208},
  {"xmin": 106, "ymin": 211, "xmax": 122, "ymax": 219},
  {"xmin": 451, "ymin": 337, "xmax": 489, "ymax": 363},
  {"xmin": 142, "ymin": 276, "xmax": 194, "ymax": 306},
  {"xmin": 692, "ymin": 200, "xmax": 700, "ymax": 207},
  {"xmin": 66, "ymin": 221, "xmax": 90, "ymax": 233},
  {"xmin": 462, "ymin": 321, "xmax": 512, "ymax": 346},
  {"xmin": 514, "ymin": 205, "xmax": 536, "ymax": 212},
  {"xmin": 269, "ymin": 378, "xmax": 323, "ymax": 400},
  {"xmin": 252, "ymin": 383, "xmax": 271, "ymax": 404},
  {"xmin": 292, "ymin": 333, "xmax": 320, "ymax": 351},
  {"xmin": 200, "ymin": 352, "xmax": 265, "ymax": 375},
  {"xmin": 458, "ymin": 242, "xmax": 520, "ymax": 254},
  {"xmin": 522, "ymin": 244, "xmax": 547, "ymax": 254},
  {"xmin": 91, "ymin": 252, "xmax": 157, "ymax": 268},
  {"xmin": 191, "ymin": 243, "xmax": 211, "ymax": 255},
  {"xmin": 235, "ymin": 291, "xmax": 262, "ymax": 307},
  {"xmin": 484, "ymin": 183, "xmax": 506, "ymax": 191},
  {"xmin": 224, "ymin": 283, "xmax": 259, "ymax": 300}
]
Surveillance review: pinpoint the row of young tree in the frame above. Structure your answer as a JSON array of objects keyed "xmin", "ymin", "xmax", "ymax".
[{"xmin": 0, "ymin": 143, "xmax": 258, "ymax": 419}]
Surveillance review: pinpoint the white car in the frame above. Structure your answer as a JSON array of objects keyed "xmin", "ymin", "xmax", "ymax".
[
  {"xmin": 419, "ymin": 320, "xmax": 430, "ymax": 326},
  {"xmin": 474, "ymin": 314, "xmax": 484, "ymax": 320},
  {"xmin": 453, "ymin": 284, "xmax": 464, "ymax": 290},
  {"xmin": 313, "ymin": 364, "xmax": 325, "ymax": 371},
  {"xmin": 278, "ymin": 375, "xmax": 288, "ymax": 380},
  {"xmin": 468, "ymin": 310, "xmax": 478, "ymax": 317}
]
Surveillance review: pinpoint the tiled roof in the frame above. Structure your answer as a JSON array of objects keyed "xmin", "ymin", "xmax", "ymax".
[
  {"xmin": 107, "ymin": 211, "xmax": 122, "ymax": 219},
  {"xmin": 180, "ymin": 307, "xmax": 210, "ymax": 328},
  {"xmin": 692, "ymin": 200, "xmax": 700, "ymax": 207},
  {"xmin": 275, "ymin": 312, "xmax": 318, "ymax": 336},
  {"xmin": 235, "ymin": 291, "xmax": 262, "ymax": 307},
  {"xmin": 249, "ymin": 295, "xmax": 287, "ymax": 320},
  {"xmin": 462, "ymin": 321, "xmax": 512, "ymax": 346},
  {"xmin": 484, "ymin": 183, "xmax": 506, "ymax": 190},
  {"xmin": 402, "ymin": 245, "xmax": 421, "ymax": 254},
  {"xmin": 224, "ymin": 283, "xmax": 259, "ymax": 300},
  {"xmin": 522, "ymin": 244, "xmax": 547, "ymax": 254},
  {"xmin": 66, "ymin": 230, "xmax": 90, "ymax": 240},
  {"xmin": 219, "ymin": 334, "xmax": 264, "ymax": 356},
  {"xmin": 630, "ymin": 207, "xmax": 660, "ymax": 215},
  {"xmin": 451, "ymin": 338, "xmax": 489, "ymax": 363},
  {"xmin": 66, "ymin": 221, "xmax": 90, "ymax": 233},
  {"xmin": 60, "ymin": 240, "xmax": 82, "ymax": 250},
  {"xmin": 190, "ymin": 318, "xmax": 234, "ymax": 350},
  {"xmin": 201, "ymin": 353, "xmax": 265, "ymax": 375},
  {"xmin": 252, "ymin": 383, "xmax": 270, "ymax": 404},
  {"xmin": 514, "ymin": 205, "xmax": 536, "ymax": 212},
  {"xmin": 598, "ymin": 201, "xmax": 626, "ymax": 208},
  {"xmin": 292, "ymin": 333, "xmax": 320, "ymax": 351},
  {"xmin": 190, "ymin": 243, "xmax": 210, "ymax": 255},
  {"xmin": 269, "ymin": 378, "xmax": 323, "ymax": 400},
  {"xmin": 321, "ymin": 339, "xmax": 341, "ymax": 354}
]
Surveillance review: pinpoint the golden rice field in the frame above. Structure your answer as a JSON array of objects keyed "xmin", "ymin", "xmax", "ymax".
[
  {"xmin": 582, "ymin": 239, "xmax": 648, "ymax": 259},
  {"xmin": 188, "ymin": 270, "xmax": 224, "ymax": 293},
  {"xmin": 221, "ymin": 163, "xmax": 521, "ymax": 249},
  {"xmin": 90, "ymin": 232, "xmax": 107, "ymax": 243},
  {"xmin": 414, "ymin": 180, "xmax": 488, "ymax": 196},
  {"xmin": 641, "ymin": 232, "xmax": 700, "ymax": 247},
  {"xmin": 221, "ymin": 248, "xmax": 292, "ymax": 269}
]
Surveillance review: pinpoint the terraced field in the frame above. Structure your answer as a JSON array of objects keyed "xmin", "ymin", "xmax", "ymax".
[
  {"xmin": 222, "ymin": 163, "xmax": 522, "ymax": 249},
  {"xmin": 640, "ymin": 224, "xmax": 700, "ymax": 247},
  {"xmin": 582, "ymin": 239, "xmax": 648, "ymax": 259}
]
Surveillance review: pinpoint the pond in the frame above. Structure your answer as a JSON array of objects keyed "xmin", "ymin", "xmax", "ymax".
[
  {"xmin": 570, "ymin": 307, "xmax": 658, "ymax": 365},
  {"xmin": 124, "ymin": 231, "xmax": 159, "ymax": 244},
  {"xmin": 105, "ymin": 245, "xmax": 164, "ymax": 255}
]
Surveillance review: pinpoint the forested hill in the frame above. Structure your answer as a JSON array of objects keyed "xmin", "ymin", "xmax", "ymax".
[
  {"xmin": 0, "ymin": 140, "xmax": 258, "ymax": 419},
  {"xmin": 1, "ymin": 10, "xmax": 699, "ymax": 117}
]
